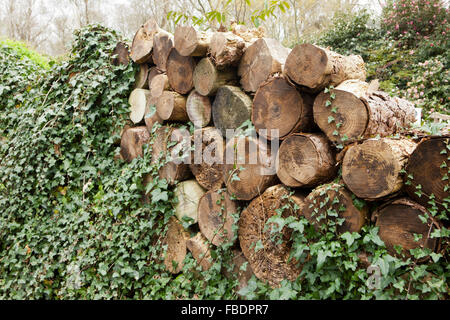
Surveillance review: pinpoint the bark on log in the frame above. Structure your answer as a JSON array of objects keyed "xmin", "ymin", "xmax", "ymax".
[
  {"xmin": 166, "ymin": 48, "xmax": 196, "ymax": 94},
  {"xmin": 186, "ymin": 90, "xmax": 211, "ymax": 127},
  {"xmin": 163, "ymin": 216, "xmax": 189, "ymax": 274},
  {"xmin": 284, "ymin": 43, "xmax": 366, "ymax": 92},
  {"xmin": 374, "ymin": 198, "xmax": 441, "ymax": 258},
  {"xmin": 209, "ymin": 32, "xmax": 248, "ymax": 69},
  {"xmin": 130, "ymin": 19, "xmax": 159, "ymax": 64},
  {"xmin": 174, "ymin": 179, "xmax": 206, "ymax": 225},
  {"xmin": 198, "ymin": 189, "xmax": 238, "ymax": 246},
  {"xmin": 134, "ymin": 63, "xmax": 149, "ymax": 89},
  {"xmin": 111, "ymin": 42, "xmax": 130, "ymax": 66},
  {"xmin": 405, "ymin": 136, "xmax": 450, "ymax": 210},
  {"xmin": 186, "ymin": 233, "xmax": 213, "ymax": 271},
  {"xmin": 223, "ymin": 135, "xmax": 278, "ymax": 201},
  {"xmin": 193, "ymin": 58, "xmax": 237, "ymax": 96},
  {"xmin": 342, "ymin": 138, "xmax": 417, "ymax": 200},
  {"xmin": 151, "ymin": 126, "xmax": 192, "ymax": 185},
  {"xmin": 252, "ymin": 76, "xmax": 314, "ymax": 140},
  {"xmin": 276, "ymin": 133, "xmax": 337, "ymax": 188},
  {"xmin": 238, "ymin": 184, "xmax": 303, "ymax": 287},
  {"xmin": 152, "ymin": 30, "xmax": 174, "ymax": 72},
  {"xmin": 238, "ymin": 38, "xmax": 290, "ymax": 92},
  {"xmin": 303, "ymin": 183, "xmax": 369, "ymax": 234},
  {"xmin": 156, "ymin": 91, "xmax": 189, "ymax": 122},
  {"xmin": 212, "ymin": 85, "xmax": 252, "ymax": 136},
  {"xmin": 174, "ymin": 26, "xmax": 211, "ymax": 57},
  {"xmin": 189, "ymin": 127, "xmax": 225, "ymax": 191},
  {"xmin": 120, "ymin": 126, "xmax": 150, "ymax": 163},
  {"xmin": 314, "ymin": 79, "xmax": 417, "ymax": 144},
  {"xmin": 149, "ymin": 73, "xmax": 171, "ymax": 98},
  {"xmin": 129, "ymin": 88, "xmax": 152, "ymax": 124}
]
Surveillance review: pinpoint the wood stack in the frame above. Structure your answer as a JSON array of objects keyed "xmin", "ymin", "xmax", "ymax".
[{"xmin": 118, "ymin": 19, "xmax": 448, "ymax": 289}]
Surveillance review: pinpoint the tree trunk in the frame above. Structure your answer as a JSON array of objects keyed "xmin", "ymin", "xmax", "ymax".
[
  {"xmin": 111, "ymin": 42, "xmax": 130, "ymax": 66},
  {"xmin": 129, "ymin": 88, "xmax": 152, "ymax": 124},
  {"xmin": 238, "ymin": 38, "xmax": 290, "ymax": 92},
  {"xmin": 163, "ymin": 216, "xmax": 189, "ymax": 274},
  {"xmin": 374, "ymin": 198, "xmax": 441, "ymax": 259},
  {"xmin": 276, "ymin": 133, "xmax": 337, "ymax": 188},
  {"xmin": 212, "ymin": 85, "xmax": 252, "ymax": 136},
  {"xmin": 284, "ymin": 43, "xmax": 366, "ymax": 92},
  {"xmin": 186, "ymin": 232, "xmax": 213, "ymax": 271},
  {"xmin": 186, "ymin": 90, "xmax": 211, "ymax": 127},
  {"xmin": 223, "ymin": 135, "xmax": 278, "ymax": 201},
  {"xmin": 314, "ymin": 79, "xmax": 416, "ymax": 145},
  {"xmin": 174, "ymin": 179, "xmax": 206, "ymax": 225},
  {"xmin": 134, "ymin": 63, "xmax": 149, "ymax": 89},
  {"xmin": 252, "ymin": 76, "xmax": 314, "ymax": 140},
  {"xmin": 209, "ymin": 32, "xmax": 251, "ymax": 69},
  {"xmin": 174, "ymin": 26, "xmax": 211, "ymax": 57},
  {"xmin": 130, "ymin": 19, "xmax": 159, "ymax": 64},
  {"xmin": 149, "ymin": 73, "xmax": 171, "ymax": 98},
  {"xmin": 166, "ymin": 48, "xmax": 196, "ymax": 94},
  {"xmin": 238, "ymin": 184, "xmax": 303, "ymax": 288},
  {"xmin": 152, "ymin": 30, "xmax": 174, "ymax": 72},
  {"xmin": 120, "ymin": 126, "xmax": 150, "ymax": 163},
  {"xmin": 151, "ymin": 126, "xmax": 192, "ymax": 185},
  {"xmin": 198, "ymin": 189, "xmax": 238, "ymax": 246},
  {"xmin": 303, "ymin": 183, "xmax": 369, "ymax": 234},
  {"xmin": 156, "ymin": 91, "xmax": 189, "ymax": 122},
  {"xmin": 193, "ymin": 58, "xmax": 237, "ymax": 96},
  {"xmin": 405, "ymin": 136, "xmax": 450, "ymax": 211},
  {"xmin": 342, "ymin": 138, "xmax": 417, "ymax": 200},
  {"xmin": 189, "ymin": 127, "xmax": 225, "ymax": 191}
]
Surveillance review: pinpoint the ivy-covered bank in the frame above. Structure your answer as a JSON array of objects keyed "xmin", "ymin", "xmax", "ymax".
[{"xmin": 0, "ymin": 26, "xmax": 448, "ymax": 300}]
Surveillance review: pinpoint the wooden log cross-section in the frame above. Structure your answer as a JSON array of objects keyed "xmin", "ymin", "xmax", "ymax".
[
  {"xmin": 129, "ymin": 88, "xmax": 152, "ymax": 124},
  {"xmin": 156, "ymin": 91, "xmax": 189, "ymax": 122},
  {"xmin": 186, "ymin": 232, "xmax": 213, "ymax": 271},
  {"xmin": 152, "ymin": 29, "xmax": 174, "ymax": 72},
  {"xmin": 130, "ymin": 19, "xmax": 159, "ymax": 64},
  {"xmin": 193, "ymin": 58, "xmax": 237, "ymax": 96},
  {"xmin": 166, "ymin": 48, "xmax": 196, "ymax": 94},
  {"xmin": 120, "ymin": 126, "xmax": 150, "ymax": 163},
  {"xmin": 174, "ymin": 26, "xmax": 211, "ymax": 57},
  {"xmin": 174, "ymin": 179, "xmax": 206, "ymax": 225},
  {"xmin": 111, "ymin": 42, "xmax": 130, "ymax": 66},
  {"xmin": 186, "ymin": 90, "xmax": 211, "ymax": 127},
  {"xmin": 314, "ymin": 79, "xmax": 417, "ymax": 144},
  {"xmin": 252, "ymin": 77, "xmax": 314, "ymax": 140},
  {"xmin": 276, "ymin": 133, "xmax": 336, "ymax": 188},
  {"xmin": 149, "ymin": 73, "xmax": 171, "ymax": 98},
  {"xmin": 209, "ymin": 32, "xmax": 249, "ymax": 69},
  {"xmin": 342, "ymin": 138, "xmax": 417, "ymax": 200},
  {"xmin": 238, "ymin": 38, "xmax": 290, "ymax": 92},
  {"xmin": 134, "ymin": 63, "xmax": 149, "ymax": 89},
  {"xmin": 163, "ymin": 217, "xmax": 189, "ymax": 274},
  {"xmin": 239, "ymin": 185, "xmax": 304, "ymax": 287},
  {"xmin": 284, "ymin": 43, "xmax": 366, "ymax": 92}
]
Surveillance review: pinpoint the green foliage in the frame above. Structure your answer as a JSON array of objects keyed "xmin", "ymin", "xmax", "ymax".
[{"xmin": 0, "ymin": 39, "xmax": 51, "ymax": 69}]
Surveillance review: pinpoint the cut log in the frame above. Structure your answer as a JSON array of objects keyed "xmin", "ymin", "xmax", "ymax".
[
  {"xmin": 252, "ymin": 76, "xmax": 314, "ymax": 140},
  {"xmin": 156, "ymin": 91, "xmax": 188, "ymax": 122},
  {"xmin": 405, "ymin": 136, "xmax": 450, "ymax": 210},
  {"xmin": 342, "ymin": 138, "xmax": 417, "ymax": 200},
  {"xmin": 193, "ymin": 58, "xmax": 237, "ymax": 96},
  {"xmin": 120, "ymin": 126, "xmax": 150, "ymax": 163},
  {"xmin": 303, "ymin": 183, "xmax": 369, "ymax": 234},
  {"xmin": 276, "ymin": 133, "xmax": 337, "ymax": 188},
  {"xmin": 314, "ymin": 79, "xmax": 416, "ymax": 144},
  {"xmin": 129, "ymin": 88, "xmax": 152, "ymax": 124},
  {"xmin": 166, "ymin": 48, "xmax": 196, "ymax": 94},
  {"xmin": 134, "ymin": 63, "xmax": 149, "ymax": 89},
  {"xmin": 186, "ymin": 90, "xmax": 211, "ymax": 127},
  {"xmin": 149, "ymin": 73, "xmax": 171, "ymax": 98},
  {"xmin": 130, "ymin": 19, "xmax": 159, "ymax": 64},
  {"xmin": 225, "ymin": 250, "xmax": 254, "ymax": 294},
  {"xmin": 223, "ymin": 135, "xmax": 278, "ymax": 201},
  {"xmin": 147, "ymin": 66, "xmax": 163, "ymax": 88},
  {"xmin": 163, "ymin": 216, "xmax": 189, "ymax": 274},
  {"xmin": 238, "ymin": 184, "xmax": 302, "ymax": 287},
  {"xmin": 198, "ymin": 189, "xmax": 238, "ymax": 246},
  {"xmin": 186, "ymin": 232, "xmax": 213, "ymax": 271},
  {"xmin": 143, "ymin": 98, "xmax": 162, "ymax": 132},
  {"xmin": 111, "ymin": 42, "xmax": 130, "ymax": 66},
  {"xmin": 189, "ymin": 127, "xmax": 225, "ymax": 191},
  {"xmin": 209, "ymin": 32, "xmax": 248, "ymax": 69},
  {"xmin": 151, "ymin": 126, "xmax": 192, "ymax": 185},
  {"xmin": 174, "ymin": 179, "xmax": 206, "ymax": 225},
  {"xmin": 374, "ymin": 198, "xmax": 441, "ymax": 258},
  {"xmin": 284, "ymin": 43, "xmax": 366, "ymax": 92},
  {"xmin": 152, "ymin": 30, "xmax": 174, "ymax": 72},
  {"xmin": 238, "ymin": 38, "xmax": 290, "ymax": 92},
  {"xmin": 174, "ymin": 26, "xmax": 211, "ymax": 57},
  {"xmin": 212, "ymin": 85, "xmax": 252, "ymax": 136}
]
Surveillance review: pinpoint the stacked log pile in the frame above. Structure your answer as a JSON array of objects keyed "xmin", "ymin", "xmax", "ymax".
[{"xmin": 116, "ymin": 19, "xmax": 449, "ymax": 290}]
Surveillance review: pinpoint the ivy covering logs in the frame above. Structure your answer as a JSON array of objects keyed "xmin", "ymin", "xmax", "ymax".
[{"xmin": 119, "ymin": 19, "xmax": 448, "ymax": 290}]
